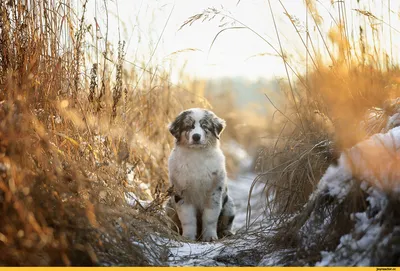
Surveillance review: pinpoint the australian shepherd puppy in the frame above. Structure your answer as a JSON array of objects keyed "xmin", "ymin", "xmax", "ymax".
[{"xmin": 165, "ymin": 108, "xmax": 235, "ymax": 242}]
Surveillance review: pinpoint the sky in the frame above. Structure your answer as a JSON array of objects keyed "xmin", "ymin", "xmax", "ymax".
[{"xmin": 81, "ymin": 0, "xmax": 400, "ymax": 82}]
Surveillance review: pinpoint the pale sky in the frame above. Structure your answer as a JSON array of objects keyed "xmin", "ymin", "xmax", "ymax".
[{"xmin": 81, "ymin": 0, "xmax": 400, "ymax": 82}]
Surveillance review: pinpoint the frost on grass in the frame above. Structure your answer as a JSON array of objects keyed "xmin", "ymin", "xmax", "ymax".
[
  {"xmin": 167, "ymin": 240, "xmax": 226, "ymax": 266},
  {"xmin": 166, "ymin": 228, "xmax": 269, "ymax": 266},
  {"xmin": 316, "ymin": 185, "xmax": 399, "ymax": 266},
  {"xmin": 310, "ymin": 125, "xmax": 400, "ymax": 266},
  {"xmin": 124, "ymin": 162, "xmax": 153, "ymax": 208},
  {"xmin": 313, "ymin": 159, "xmax": 353, "ymax": 202}
]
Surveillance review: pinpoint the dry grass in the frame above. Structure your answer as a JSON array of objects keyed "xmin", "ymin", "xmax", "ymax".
[
  {"xmin": 249, "ymin": 0, "xmax": 400, "ymax": 215},
  {"xmin": 264, "ymin": 182, "xmax": 367, "ymax": 264},
  {"xmin": 254, "ymin": 64, "xmax": 400, "ymax": 214},
  {"xmin": 0, "ymin": 0, "xmax": 184, "ymax": 265},
  {"xmin": 0, "ymin": 0, "xmax": 260, "ymax": 266}
]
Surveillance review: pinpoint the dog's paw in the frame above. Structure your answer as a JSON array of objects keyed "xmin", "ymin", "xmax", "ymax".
[
  {"xmin": 202, "ymin": 231, "xmax": 218, "ymax": 242},
  {"xmin": 219, "ymin": 230, "xmax": 234, "ymax": 238},
  {"xmin": 182, "ymin": 232, "xmax": 196, "ymax": 241}
]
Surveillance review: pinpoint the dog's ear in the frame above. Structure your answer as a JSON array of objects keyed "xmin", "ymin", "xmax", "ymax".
[
  {"xmin": 168, "ymin": 110, "xmax": 190, "ymax": 140},
  {"xmin": 211, "ymin": 116, "xmax": 226, "ymax": 139}
]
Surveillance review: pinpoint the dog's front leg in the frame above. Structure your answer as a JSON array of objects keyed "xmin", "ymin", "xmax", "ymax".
[
  {"xmin": 175, "ymin": 198, "xmax": 197, "ymax": 241},
  {"xmin": 202, "ymin": 186, "xmax": 222, "ymax": 242}
]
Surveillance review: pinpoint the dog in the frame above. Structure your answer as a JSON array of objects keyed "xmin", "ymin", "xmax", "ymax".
[{"xmin": 165, "ymin": 108, "xmax": 235, "ymax": 242}]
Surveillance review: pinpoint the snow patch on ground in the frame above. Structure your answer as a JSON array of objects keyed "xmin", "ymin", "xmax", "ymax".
[
  {"xmin": 124, "ymin": 192, "xmax": 151, "ymax": 208},
  {"xmin": 223, "ymin": 140, "xmax": 253, "ymax": 171},
  {"xmin": 228, "ymin": 174, "xmax": 267, "ymax": 230},
  {"xmin": 167, "ymin": 240, "xmax": 226, "ymax": 266},
  {"xmin": 315, "ymin": 126, "xmax": 400, "ymax": 202},
  {"xmin": 316, "ymin": 186, "xmax": 390, "ymax": 266},
  {"xmin": 259, "ymin": 249, "xmax": 294, "ymax": 266},
  {"xmin": 313, "ymin": 160, "xmax": 353, "ymax": 202},
  {"xmin": 314, "ymin": 124, "xmax": 400, "ymax": 266}
]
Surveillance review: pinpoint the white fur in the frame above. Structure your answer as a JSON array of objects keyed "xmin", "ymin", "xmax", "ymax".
[
  {"xmin": 169, "ymin": 140, "xmax": 226, "ymax": 241},
  {"xmin": 169, "ymin": 147, "xmax": 225, "ymax": 206}
]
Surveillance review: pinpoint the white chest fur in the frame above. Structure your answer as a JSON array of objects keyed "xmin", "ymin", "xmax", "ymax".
[{"xmin": 168, "ymin": 146, "xmax": 226, "ymax": 207}]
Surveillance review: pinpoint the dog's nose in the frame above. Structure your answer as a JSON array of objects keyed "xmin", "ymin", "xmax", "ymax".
[{"xmin": 192, "ymin": 133, "xmax": 201, "ymax": 142}]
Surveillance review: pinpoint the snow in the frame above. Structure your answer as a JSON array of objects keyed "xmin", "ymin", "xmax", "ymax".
[
  {"xmin": 313, "ymin": 160, "xmax": 353, "ymax": 202},
  {"xmin": 167, "ymin": 240, "xmax": 226, "ymax": 266},
  {"xmin": 340, "ymin": 126, "xmax": 400, "ymax": 192},
  {"xmin": 126, "ymin": 165, "xmax": 135, "ymax": 184},
  {"xmin": 315, "ymin": 126, "xmax": 400, "ymax": 202},
  {"xmin": 223, "ymin": 140, "xmax": 253, "ymax": 171},
  {"xmin": 227, "ymin": 174, "xmax": 267, "ymax": 230},
  {"xmin": 124, "ymin": 162, "xmax": 153, "ymax": 207},
  {"xmin": 316, "ymin": 185, "xmax": 390, "ymax": 266},
  {"xmin": 300, "ymin": 116, "xmax": 400, "ymax": 266},
  {"xmin": 386, "ymin": 112, "xmax": 400, "ymax": 130},
  {"xmin": 315, "ymin": 130, "xmax": 397, "ymax": 266},
  {"xmin": 125, "ymin": 192, "xmax": 151, "ymax": 208},
  {"xmin": 258, "ymin": 249, "xmax": 294, "ymax": 266}
]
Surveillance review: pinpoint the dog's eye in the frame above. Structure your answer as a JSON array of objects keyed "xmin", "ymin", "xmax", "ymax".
[
  {"xmin": 184, "ymin": 123, "xmax": 195, "ymax": 130},
  {"xmin": 201, "ymin": 124, "xmax": 210, "ymax": 130}
]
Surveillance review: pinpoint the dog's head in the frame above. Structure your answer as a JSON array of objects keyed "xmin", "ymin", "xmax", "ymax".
[{"xmin": 168, "ymin": 108, "xmax": 226, "ymax": 148}]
